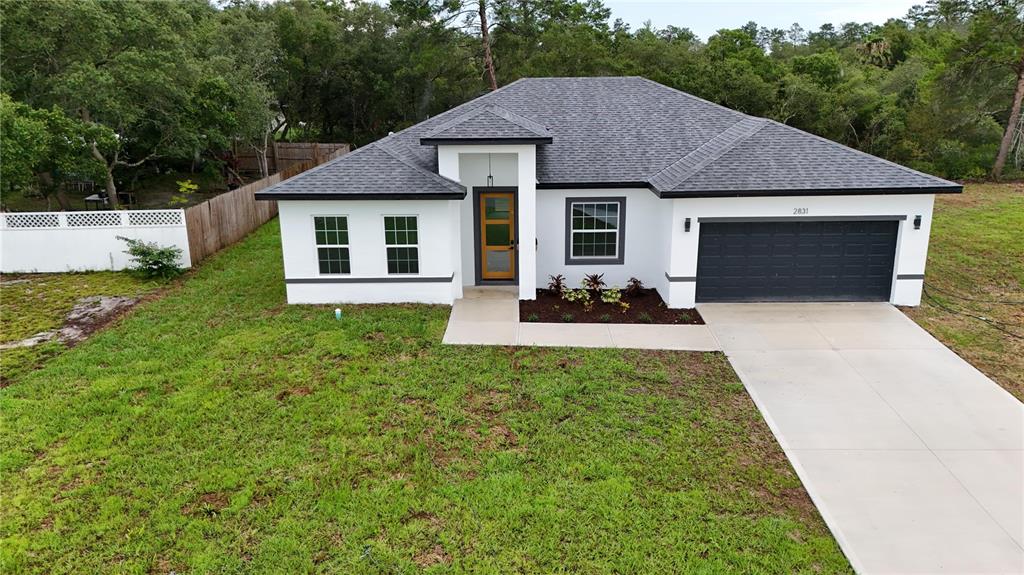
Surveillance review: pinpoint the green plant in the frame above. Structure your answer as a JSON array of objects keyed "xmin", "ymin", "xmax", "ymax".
[
  {"xmin": 562, "ymin": 288, "xmax": 592, "ymax": 308},
  {"xmin": 625, "ymin": 277, "xmax": 644, "ymax": 296},
  {"xmin": 170, "ymin": 178, "xmax": 199, "ymax": 205},
  {"xmin": 117, "ymin": 236, "xmax": 183, "ymax": 279},
  {"xmin": 526, "ymin": 312, "xmax": 540, "ymax": 322},
  {"xmin": 598, "ymin": 313, "xmax": 612, "ymax": 323},
  {"xmin": 561, "ymin": 312, "xmax": 575, "ymax": 323},
  {"xmin": 582, "ymin": 273, "xmax": 606, "ymax": 291},
  {"xmin": 600, "ymin": 287, "xmax": 622, "ymax": 304},
  {"xmin": 619, "ymin": 301, "xmax": 630, "ymax": 313},
  {"xmin": 637, "ymin": 312, "xmax": 654, "ymax": 324},
  {"xmin": 547, "ymin": 274, "xmax": 567, "ymax": 294}
]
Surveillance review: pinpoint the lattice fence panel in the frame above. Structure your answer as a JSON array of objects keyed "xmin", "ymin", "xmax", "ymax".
[
  {"xmin": 67, "ymin": 212, "xmax": 123, "ymax": 227},
  {"xmin": 4, "ymin": 213, "xmax": 60, "ymax": 228},
  {"xmin": 128, "ymin": 211, "xmax": 183, "ymax": 226}
]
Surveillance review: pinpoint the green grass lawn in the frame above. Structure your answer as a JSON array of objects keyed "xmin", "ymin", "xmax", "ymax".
[
  {"xmin": 0, "ymin": 272, "xmax": 160, "ymax": 384},
  {"xmin": 0, "ymin": 223, "xmax": 849, "ymax": 574},
  {"xmin": 904, "ymin": 182, "xmax": 1024, "ymax": 401}
]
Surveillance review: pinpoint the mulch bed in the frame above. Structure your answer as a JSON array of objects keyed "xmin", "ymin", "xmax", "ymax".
[{"xmin": 519, "ymin": 288, "xmax": 704, "ymax": 325}]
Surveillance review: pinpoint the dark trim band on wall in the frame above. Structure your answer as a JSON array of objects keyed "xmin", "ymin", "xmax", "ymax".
[
  {"xmin": 697, "ymin": 215, "xmax": 908, "ymax": 223},
  {"xmin": 534, "ymin": 182, "xmax": 962, "ymax": 196},
  {"xmin": 896, "ymin": 274, "xmax": 925, "ymax": 280},
  {"xmin": 564, "ymin": 196, "xmax": 627, "ymax": 266},
  {"xmin": 286, "ymin": 274, "xmax": 455, "ymax": 284},
  {"xmin": 657, "ymin": 186, "xmax": 962, "ymax": 198},
  {"xmin": 255, "ymin": 192, "xmax": 466, "ymax": 201},
  {"xmin": 665, "ymin": 272, "xmax": 696, "ymax": 282},
  {"xmin": 537, "ymin": 181, "xmax": 651, "ymax": 190},
  {"xmin": 419, "ymin": 137, "xmax": 552, "ymax": 145}
]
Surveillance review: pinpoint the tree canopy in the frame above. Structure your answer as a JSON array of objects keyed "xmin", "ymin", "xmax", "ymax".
[{"xmin": 1, "ymin": 0, "xmax": 1021, "ymax": 203}]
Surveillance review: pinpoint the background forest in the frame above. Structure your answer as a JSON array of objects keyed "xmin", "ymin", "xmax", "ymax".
[{"xmin": 2, "ymin": 0, "xmax": 1023, "ymax": 210}]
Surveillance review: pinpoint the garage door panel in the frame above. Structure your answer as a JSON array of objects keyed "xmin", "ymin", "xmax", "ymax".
[{"xmin": 696, "ymin": 220, "xmax": 898, "ymax": 302}]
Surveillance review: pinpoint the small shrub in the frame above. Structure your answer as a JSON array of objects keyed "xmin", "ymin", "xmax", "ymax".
[
  {"xmin": 637, "ymin": 312, "xmax": 654, "ymax": 324},
  {"xmin": 561, "ymin": 313, "xmax": 575, "ymax": 323},
  {"xmin": 600, "ymin": 287, "xmax": 622, "ymax": 304},
  {"xmin": 598, "ymin": 313, "xmax": 612, "ymax": 323},
  {"xmin": 619, "ymin": 301, "xmax": 630, "ymax": 313},
  {"xmin": 117, "ymin": 236, "xmax": 183, "ymax": 279},
  {"xmin": 526, "ymin": 312, "xmax": 540, "ymax": 322},
  {"xmin": 547, "ymin": 274, "xmax": 566, "ymax": 294},
  {"xmin": 582, "ymin": 273, "xmax": 606, "ymax": 291},
  {"xmin": 170, "ymin": 179, "xmax": 199, "ymax": 206},
  {"xmin": 562, "ymin": 288, "xmax": 591, "ymax": 307},
  {"xmin": 625, "ymin": 277, "xmax": 644, "ymax": 296}
]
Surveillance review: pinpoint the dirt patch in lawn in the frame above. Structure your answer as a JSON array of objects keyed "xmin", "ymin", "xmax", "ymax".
[
  {"xmin": 183, "ymin": 492, "xmax": 231, "ymax": 517},
  {"xmin": 520, "ymin": 288, "xmax": 704, "ymax": 324},
  {"xmin": 0, "ymin": 295, "xmax": 139, "ymax": 351},
  {"xmin": 413, "ymin": 544, "xmax": 452, "ymax": 567}
]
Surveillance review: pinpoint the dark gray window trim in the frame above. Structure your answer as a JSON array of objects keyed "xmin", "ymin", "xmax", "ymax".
[
  {"xmin": 383, "ymin": 215, "xmax": 420, "ymax": 275},
  {"xmin": 697, "ymin": 215, "xmax": 908, "ymax": 223},
  {"xmin": 473, "ymin": 187, "xmax": 519, "ymax": 285},
  {"xmin": 313, "ymin": 215, "xmax": 351, "ymax": 276},
  {"xmin": 896, "ymin": 274, "xmax": 925, "ymax": 280},
  {"xmin": 564, "ymin": 196, "xmax": 627, "ymax": 266},
  {"xmin": 286, "ymin": 274, "xmax": 454, "ymax": 284},
  {"xmin": 664, "ymin": 272, "xmax": 696, "ymax": 282}
]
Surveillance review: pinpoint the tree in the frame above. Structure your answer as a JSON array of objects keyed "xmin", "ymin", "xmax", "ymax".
[
  {"xmin": 0, "ymin": 94, "xmax": 113, "ymax": 210},
  {"xmin": 952, "ymin": 0, "xmax": 1024, "ymax": 178}
]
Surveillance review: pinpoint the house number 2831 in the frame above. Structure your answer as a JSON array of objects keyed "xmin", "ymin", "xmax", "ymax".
[{"xmin": 793, "ymin": 207, "xmax": 809, "ymax": 215}]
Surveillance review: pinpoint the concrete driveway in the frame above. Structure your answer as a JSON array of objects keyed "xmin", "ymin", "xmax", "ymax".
[{"xmin": 700, "ymin": 303, "xmax": 1024, "ymax": 574}]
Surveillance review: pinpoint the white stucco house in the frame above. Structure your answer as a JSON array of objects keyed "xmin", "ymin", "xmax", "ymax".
[{"xmin": 255, "ymin": 77, "xmax": 960, "ymax": 308}]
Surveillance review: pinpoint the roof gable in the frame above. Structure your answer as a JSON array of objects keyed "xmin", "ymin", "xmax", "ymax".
[
  {"xmin": 255, "ymin": 143, "xmax": 464, "ymax": 200},
  {"xmin": 661, "ymin": 120, "xmax": 958, "ymax": 195},
  {"xmin": 420, "ymin": 105, "xmax": 552, "ymax": 144}
]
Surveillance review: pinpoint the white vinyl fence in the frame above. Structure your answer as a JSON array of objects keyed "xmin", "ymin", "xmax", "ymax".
[{"xmin": 0, "ymin": 210, "xmax": 191, "ymax": 273}]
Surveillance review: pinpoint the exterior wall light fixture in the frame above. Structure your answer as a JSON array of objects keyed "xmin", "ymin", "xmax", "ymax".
[
  {"xmin": 684, "ymin": 217, "xmax": 691, "ymax": 232},
  {"xmin": 913, "ymin": 215, "xmax": 922, "ymax": 230}
]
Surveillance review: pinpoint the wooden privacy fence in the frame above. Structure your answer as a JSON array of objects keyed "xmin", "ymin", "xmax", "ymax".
[
  {"xmin": 184, "ymin": 147, "xmax": 348, "ymax": 265},
  {"xmin": 233, "ymin": 142, "xmax": 350, "ymax": 175}
]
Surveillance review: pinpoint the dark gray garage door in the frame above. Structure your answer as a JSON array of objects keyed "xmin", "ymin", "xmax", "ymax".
[{"xmin": 696, "ymin": 219, "xmax": 899, "ymax": 302}]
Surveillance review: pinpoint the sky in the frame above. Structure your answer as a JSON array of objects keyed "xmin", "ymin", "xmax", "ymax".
[{"xmin": 602, "ymin": 0, "xmax": 922, "ymax": 39}]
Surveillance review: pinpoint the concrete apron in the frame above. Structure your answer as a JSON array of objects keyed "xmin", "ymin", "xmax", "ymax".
[
  {"xmin": 442, "ymin": 287, "xmax": 720, "ymax": 351},
  {"xmin": 700, "ymin": 302, "xmax": 1024, "ymax": 575}
]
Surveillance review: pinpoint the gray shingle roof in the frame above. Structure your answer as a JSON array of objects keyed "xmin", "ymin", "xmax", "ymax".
[
  {"xmin": 256, "ymin": 76, "xmax": 960, "ymax": 200},
  {"xmin": 254, "ymin": 142, "xmax": 464, "ymax": 200},
  {"xmin": 420, "ymin": 105, "xmax": 552, "ymax": 143}
]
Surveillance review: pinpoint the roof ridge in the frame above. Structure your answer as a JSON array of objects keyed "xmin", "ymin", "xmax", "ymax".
[
  {"xmin": 633, "ymin": 76, "xmax": 749, "ymax": 121},
  {"xmin": 376, "ymin": 141, "xmax": 464, "ymax": 192},
  {"xmin": 649, "ymin": 117, "xmax": 768, "ymax": 191},
  {"xmin": 762, "ymin": 119, "xmax": 959, "ymax": 187}
]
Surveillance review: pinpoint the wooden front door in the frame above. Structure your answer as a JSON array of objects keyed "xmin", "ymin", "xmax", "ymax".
[{"xmin": 479, "ymin": 191, "xmax": 516, "ymax": 280}]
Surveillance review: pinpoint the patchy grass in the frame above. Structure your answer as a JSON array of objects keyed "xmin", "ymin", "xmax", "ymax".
[
  {"xmin": 0, "ymin": 273, "xmax": 160, "ymax": 383},
  {"xmin": 0, "ymin": 223, "xmax": 849, "ymax": 573},
  {"xmin": 904, "ymin": 182, "xmax": 1024, "ymax": 401}
]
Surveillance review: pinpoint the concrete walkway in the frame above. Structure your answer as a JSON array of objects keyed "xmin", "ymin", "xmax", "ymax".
[
  {"xmin": 442, "ymin": 287, "xmax": 719, "ymax": 350},
  {"xmin": 701, "ymin": 303, "xmax": 1024, "ymax": 574}
]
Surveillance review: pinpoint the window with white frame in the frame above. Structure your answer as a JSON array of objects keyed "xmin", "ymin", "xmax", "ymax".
[
  {"xmin": 384, "ymin": 216, "xmax": 419, "ymax": 274},
  {"xmin": 314, "ymin": 216, "xmax": 350, "ymax": 274},
  {"xmin": 566, "ymin": 198, "xmax": 626, "ymax": 264}
]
